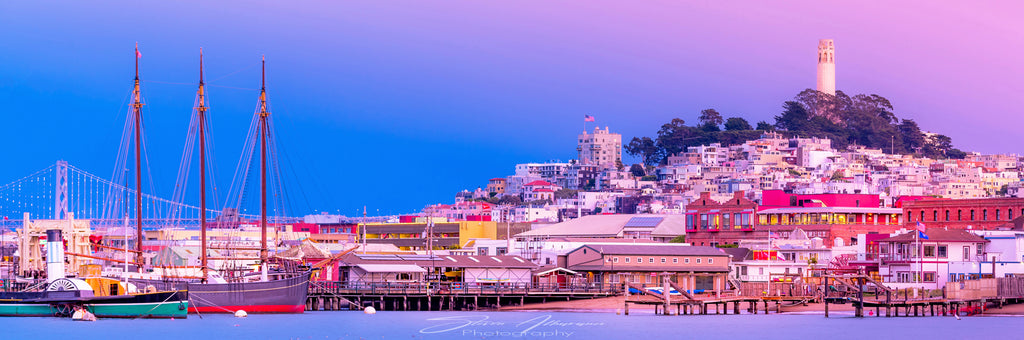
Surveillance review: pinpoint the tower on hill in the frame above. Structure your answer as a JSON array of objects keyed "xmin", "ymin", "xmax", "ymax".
[{"xmin": 816, "ymin": 39, "xmax": 835, "ymax": 95}]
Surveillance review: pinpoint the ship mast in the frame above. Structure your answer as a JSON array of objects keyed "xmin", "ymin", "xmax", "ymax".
[
  {"xmin": 258, "ymin": 56, "xmax": 270, "ymax": 279},
  {"xmin": 132, "ymin": 43, "xmax": 145, "ymax": 270},
  {"xmin": 198, "ymin": 49, "xmax": 209, "ymax": 282}
]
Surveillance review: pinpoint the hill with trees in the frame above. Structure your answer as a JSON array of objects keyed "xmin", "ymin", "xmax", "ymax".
[{"xmin": 625, "ymin": 89, "xmax": 967, "ymax": 166}]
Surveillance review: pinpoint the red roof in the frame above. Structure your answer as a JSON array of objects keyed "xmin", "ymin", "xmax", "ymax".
[
  {"xmin": 525, "ymin": 180, "xmax": 553, "ymax": 186},
  {"xmin": 534, "ymin": 189, "xmax": 554, "ymax": 192}
]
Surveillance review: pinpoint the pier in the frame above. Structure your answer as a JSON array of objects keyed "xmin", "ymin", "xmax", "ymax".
[
  {"xmin": 618, "ymin": 276, "xmax": 1024, "ymax": 317},
  {"xmin": 305, "ymin": 281, "xmax": 617, "ymax": 311}
]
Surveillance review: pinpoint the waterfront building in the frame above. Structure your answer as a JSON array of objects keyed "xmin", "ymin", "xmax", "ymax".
[
  {"xmin": 362, "ymin": 220, "xmax": 497, "ymax": 251},
  {"xmin": 577, "ymin": 126, "xmax": 622, "ymax": 171},
  {"xmin": 565, "ymin": 244, "xmax": 731, "ymax": 293},
  {"xmin": 684, "ymin": 191, "xmax": 758, "ymax": 247},
  {"xmin": 333, "ymin": 253, "xmax": 536, "ymax": 286},
  {"xmin": 515, "ymin": 214, "xmax": 687, "ymax": 262},
  {"xmin": 901, "ymin": 197, "xmax": 1024, "ymax": 230},
  {"xmin": 875, "ymin": 228, "xmax": 987, "ymax": 289}
]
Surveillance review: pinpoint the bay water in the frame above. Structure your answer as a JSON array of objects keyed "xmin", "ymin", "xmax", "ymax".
[{"xmin": 0, "ymin": 310, "xmax": 1017, "ymax": 339}]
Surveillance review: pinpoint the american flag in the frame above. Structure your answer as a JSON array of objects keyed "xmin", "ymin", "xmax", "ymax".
[
  {"xmin": 584, "ymin": 115, "xmax": 595, "ymax": 122},
  {"xmin": 916, "ymin": 221, "xmax": 926, "ymax": 232}
]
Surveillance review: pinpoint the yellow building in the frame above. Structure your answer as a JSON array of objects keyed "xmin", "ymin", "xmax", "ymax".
[{"xmin": 362, "ymin": 221, "xmax": 498, "ymax": 251}]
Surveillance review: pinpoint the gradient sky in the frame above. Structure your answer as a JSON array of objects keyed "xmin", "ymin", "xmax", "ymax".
[{"xmin": 1, "ymin": 1, "xmax": 1022, "ymax": 216}]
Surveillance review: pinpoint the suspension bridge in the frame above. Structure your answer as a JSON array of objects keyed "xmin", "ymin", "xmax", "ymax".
[{"xmin": 0, "ymin": 160, "xmax": 301, "ymax": 230}]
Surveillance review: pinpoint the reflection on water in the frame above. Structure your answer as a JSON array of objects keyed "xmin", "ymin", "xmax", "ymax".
[{"xmin": 2, "ymin": 310, "xmax": 1020, "ymax": 339}]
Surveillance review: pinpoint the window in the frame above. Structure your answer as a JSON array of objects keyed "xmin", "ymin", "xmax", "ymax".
[
  {"xmin": 996, "ymin": 210, "xmax": 1001, "ymax": 220},
  {"xmin": 708, "ymin": 258, "xmax": 714, "ymax": 264},
  {"xmin": 983, "ymin": 210, "xmax": 987, "ymax": 221},
  {"xmin": 978, "ymin": 246, "xmax": 983, "ymax": 256},
  {"xmin": 637, "ymin": 257, "xmax": 642, "ymax": 263},
  {"xmin": 924, "ymin": 272, "xmax": 936, "ymax": 283},
  {"xmin": 614, "ymin": 257, "xmax": 619, "ymax": 263},
  {"xmin": 946, "ymin": 210, "xmax": 950, "ymax": 221},
  {"xmin": 672, "ymin": 258, "xmax": 678, "ymax": 263},
  {"xmin": 924, "ymin": 245, "xmax": 935, "ymax": 257},
  {"xmin": 963, "ymin": 246, "xmax": 970, "ymax": 261},
  {"xmin": 937, "ymin": 245, "xmax": 947, "ymax": 258},
  {"xmin": 625, "ymin": 257, "xmax": 630, "ymax": 263},
  {"xmin": 933, "ymin": 211, "xmax": 938, "ymax": 221},
  {"xmin": 970, "ymin": 210, "xmax": 975, "ymax": 221},
  {"xmin": 759, "ymin": 267, "xmax": 764, "ymax": 275},
  {"xmin": 696, "ymin": 258, "xmax": 702, "ymax": 264},
  {"xmin": 661, "ymin": 258, "xmax": 666, "ymax": 263},
  {"xmin": 920, "ymin": 211, "xmax": 924, "ymax": 222},
  {"xmin": 724, "ymin": 213, "xmax": 732, "ymax": 228},
  {"xmin": 958, "ymin": 210, "xmax": 962, "ymax": 221},
  {"xmin": 684, "ymin": 258, "xmax": 690, "ymax": 264},
  {"xmin": 649, "ymin": 258, "xmax": 654, "ymax": 263}
]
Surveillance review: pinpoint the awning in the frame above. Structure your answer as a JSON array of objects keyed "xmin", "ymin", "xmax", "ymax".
[{"xmin": 355, "ymin": 264, "xmax": 427, "ymax": 273}]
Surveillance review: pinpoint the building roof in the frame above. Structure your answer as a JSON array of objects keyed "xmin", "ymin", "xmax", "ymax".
[
  {"xmin": 355, "ymin": 264, "xmax": 427, "ymax": 273},
  {"xmin": 720, "ymin": 247, "xmax": 752, "ymax": 261},
  {"xmin": 757, "ymin": 207, "xmax": 902, "ymax": 214},
  {"xmin": 569, "ymin": 264, "xmax": 729, "ymax": 273},
  {"xmin": 517, "ymin": 214, "xmax": 686, "ymax": 238},
  {"xmin": 339, "ymin": 253, "xmax": 537, "ymax": 269},
  {"xmin": 876, "ymin": 229, "xmax": 988, "ymax": 243},
  {"xmin": 580, "ymin": 244, "xmax": 729, "ymax": 257},
  {"xmin": 524, "ymin": 180, "xmax": 553, "ymax": 186},
  {"xmin": 534, "ymin": 189, "xmax": 554, "ymax": 193}
]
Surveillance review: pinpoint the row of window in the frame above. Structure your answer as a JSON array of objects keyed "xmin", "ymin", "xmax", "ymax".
[
  {"xmin": 910, "ymin": 208, "xmax": 1022, "ymax": 223},
  {"xmin": 759, "ymin": 213, "xmax": 900, "ymax": 226},
  {"xmin": 686, "ymin": 213, "xmax": 753, "ymax": 229},
  {"xmin": 607, "ymin": 256, "xmax": 715, "ymax": 264}
]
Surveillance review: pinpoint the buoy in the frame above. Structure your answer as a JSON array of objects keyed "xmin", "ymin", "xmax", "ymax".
[
  {"xmin": 234, "ymin": 310, "xmax": 248, "ymax": 318},
  {"xmin": 364, "ymin": 306, "xmax": 377, "ymax": 314},
  {"xmin": 72, "ymin": 309, "xmax": 97, "ymax": 321},
  {"xmin": 615, "ymin": 309, "xmax": 621, "ymax": 315}
]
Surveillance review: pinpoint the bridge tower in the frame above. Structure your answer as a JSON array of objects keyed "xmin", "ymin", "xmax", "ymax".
[{"xmin": 55, "ymin": 160, "xmax": 69, "ymax": 219}]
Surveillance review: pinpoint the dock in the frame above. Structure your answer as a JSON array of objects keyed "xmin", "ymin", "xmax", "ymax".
[{"xmin": 305, "ymin": 281, "xmax": 617, "ymax": 311}]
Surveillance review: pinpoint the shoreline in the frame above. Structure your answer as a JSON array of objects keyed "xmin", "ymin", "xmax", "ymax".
[{"xmin": 498, "ymin": 296, "xmax": 1024, "ymax": 316}]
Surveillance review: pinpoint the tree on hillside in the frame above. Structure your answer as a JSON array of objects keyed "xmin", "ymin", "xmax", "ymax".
[
  {"xmin": 625, "ymin": 136, "xmax": 660, "ymax": 167},
  {"xmin": 496, "ymin": 195, "xmax": 523, "ymax": 206},
  {"xmin": 629, "ymin": 163, "xmax": 646, "ymax": 177},
  {"xmin": 756, "ymin": 121, "xmax": 774, "ymax": 131},
  {"xmin": 724, "ymin": 117, "xmax": 752, "ymax": 131},
  {"xmin": 554, "ymin": 188, "xmax": 578, "ymax": 199},
  {"xmin": 774, "ymin": 101, "xmax": 810, "ymax": 131},
  {"xmin": 698, "ymin": 109, "xmax": 724, "ymax": 127},
  {"xmin": 898, "ymin": 119, "xmax": 926, "ymax": 152}
]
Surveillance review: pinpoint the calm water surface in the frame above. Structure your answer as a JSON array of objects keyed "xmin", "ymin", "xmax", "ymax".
[{"xmin": 0, "ymin": 311, "xmax": 1018, "ymax": 339}]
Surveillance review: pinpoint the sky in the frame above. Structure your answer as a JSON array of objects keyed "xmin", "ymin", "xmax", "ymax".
[{"xmin": 1, "ymin": 1, "xmax": 1022, "ymax": 216}]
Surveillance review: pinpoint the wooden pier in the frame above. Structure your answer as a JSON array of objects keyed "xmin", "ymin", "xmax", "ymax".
[
  {"xmin": 620, "ymin": 276, "xmax": 1024, "ymax": 317},
  {"xmin": 305, "ymin": 281, "xmax": 617, "ymax": 311}
]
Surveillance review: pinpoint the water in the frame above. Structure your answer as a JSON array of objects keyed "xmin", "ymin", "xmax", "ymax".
[{"xmin": 0, "ymin": 310, "xmax": 1019, "ymax": 339}]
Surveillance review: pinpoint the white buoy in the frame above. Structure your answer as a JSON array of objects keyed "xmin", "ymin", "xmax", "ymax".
[
  {"xmin": 364, "ymin": 306, "xmax": 376, "ymax": 314},
  {"xmin": 234, "ymin": 310, "xmax": 248, "ymax": 318},
  {"xmin": 72, "ymin": 309, "xmax": 96, "ymax": 321}
]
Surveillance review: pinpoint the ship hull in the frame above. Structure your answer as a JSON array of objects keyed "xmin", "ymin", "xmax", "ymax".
[
  {"xmin": 186, "ymin": 273, "xmax": 310, "ymax": 314},
  {"xmin": 134, "ymin": 272, "xmax": 310, "ymax": 314},
  {"xmin": 0, "ymin": 290, "xmax": 189, "ymax": 319}
]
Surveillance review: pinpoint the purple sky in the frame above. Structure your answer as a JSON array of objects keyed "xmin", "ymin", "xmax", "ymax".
[{"xmin": 0, "ymin": 1, "xmax": 1021, "ymax": 214}]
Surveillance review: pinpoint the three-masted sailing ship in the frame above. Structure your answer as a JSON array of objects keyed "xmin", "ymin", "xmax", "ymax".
[{"xmin": 122, "ymin": 49, "xmax": 310, "ymax": 313}]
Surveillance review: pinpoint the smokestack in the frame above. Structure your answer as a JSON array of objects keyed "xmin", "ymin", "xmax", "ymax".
[{"xmin": 46, "ymin": 229, "xmax": 65, "ymax": 283}]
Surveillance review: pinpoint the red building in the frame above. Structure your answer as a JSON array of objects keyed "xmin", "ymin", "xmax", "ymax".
[
  {"xmin": 902, "ymin": 197, "xmax": 1024, "ymax": 231},
  {"xmin": 760, "ymin": 190, "xmax": 880, "ymax": 209},
  {"xmin": 684, "ymin": 191, "xmax": 758, "ymax": 247}
]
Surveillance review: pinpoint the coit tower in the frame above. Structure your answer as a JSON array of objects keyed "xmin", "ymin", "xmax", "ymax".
[{"xmin": 816, "ymin": 39, "xmax": 835, "ymax": 95}]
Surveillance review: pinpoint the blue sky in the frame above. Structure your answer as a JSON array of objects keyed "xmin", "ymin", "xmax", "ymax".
[{"xmin": 1, "ymin": 1, "xmax": 1022, "ymax": 216}]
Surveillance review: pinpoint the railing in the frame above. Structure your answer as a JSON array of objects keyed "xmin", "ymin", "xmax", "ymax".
[{"xmin": 309, "ymin": 281, "xmax": 619, "ymax": 295}]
